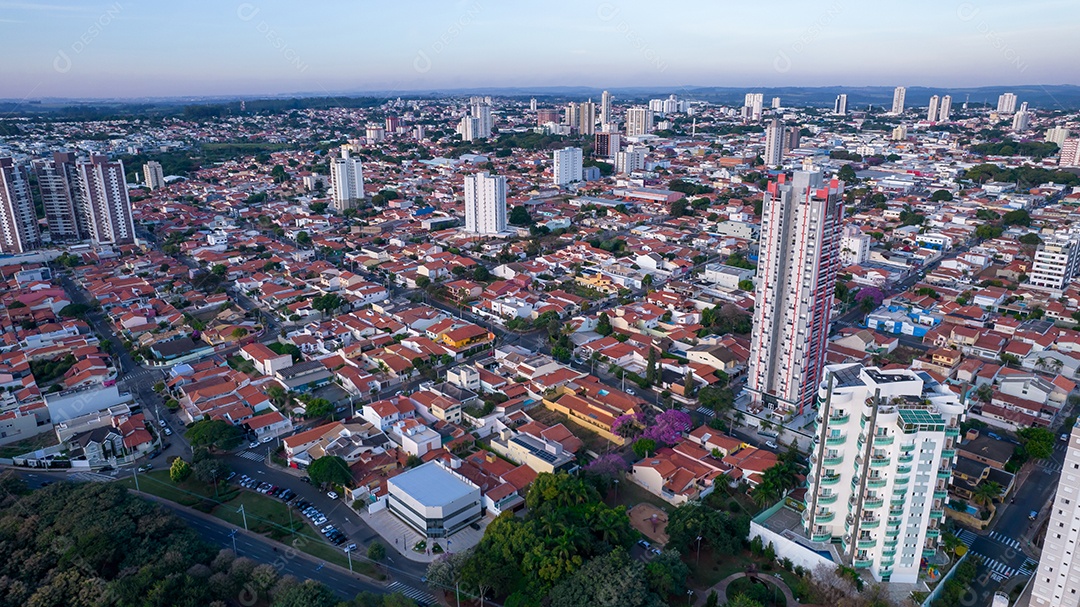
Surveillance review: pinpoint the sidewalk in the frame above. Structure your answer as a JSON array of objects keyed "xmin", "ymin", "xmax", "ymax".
[{"xmin": 358, "ymin": 507, "xmax": 486, "ymax": 564}]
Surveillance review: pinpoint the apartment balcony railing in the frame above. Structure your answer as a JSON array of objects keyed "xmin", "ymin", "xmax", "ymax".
[{"xmin": 873, "ymin": 434, "xmax": 895, "ymax": 446}]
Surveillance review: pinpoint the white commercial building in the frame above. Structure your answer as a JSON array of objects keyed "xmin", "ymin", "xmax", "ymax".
[
  {"xmin": 763, "ymin": 118, "xmax": 785, "ymax": 167},
  {"xmin": 552, "ymin": 146, "xmax": 583, "ymax": 186},
  {"xmin": 840, "ymin": 225, "xmax": 871, "ymax": 266},
  {"xmin": 834, "ymin": 94, "xmax": 848, "ymax": 116},
  {"xmin": 329, "ymin": 148, "xmax": 365, "ymax": 211},
  {"xmin": 387, "ymin": 461, "xmax": 482, "ymax": 538},
  {"xmin": 143, "ymin": 161, "xmax": 164, "ymax": 190},
  {"xmin": 1030, "ymin": 420, "xmax": 1080, "ymax": 607},
  {"xmin": 805, "ymin": 364, "xmax": 963, "ymax": 584},
  {"xmin": 1029, "ymin": 238, "xmax": 1080, "ymax": 292},
  {"xmin": 0, "ymin": 158, "xmax": 41, "ymax": 254},
  {"xmin": 743, "ymin": 92, "xmax": 764, "ymax": 121},
  {"xmin": 615, "ymin": 146, "xmax": 647, "ymax": 174},
  {"xmin": 749, "ymin": 169, "xmax": 844, "ymax": 418},
  {"xmin": 463, "ymin": 171, "xmax": 507, "ymax": 235},
  {"xmin": 625, "ymin": 106, "xmax": 653, "ymax": 137},
  {"xmin": 890, "ymin": 86, "xmax": 906, "ymax": 114},
  {"xmin": 997, "ymin": 92, "xmax": 1018, "ymax": 114}
]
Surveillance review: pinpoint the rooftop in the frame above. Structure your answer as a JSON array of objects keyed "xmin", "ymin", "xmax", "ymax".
[{"xmin": 389, "ymin": 461, "xmax": 478, "ymax": 507}]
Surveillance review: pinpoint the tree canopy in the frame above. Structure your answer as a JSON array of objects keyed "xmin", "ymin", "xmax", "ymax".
[
  {"xmin": 185, "ymin": 419, "xmax": 244, "ymax": 450},
  {"xmin": 306, "ymin": 455, "xmax": 353, "ymax": 487}
]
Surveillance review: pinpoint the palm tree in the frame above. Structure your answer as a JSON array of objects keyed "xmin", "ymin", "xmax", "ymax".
[{"xmin": 972, "ymin": 481, "xmax": 1002, "ymax": 511}]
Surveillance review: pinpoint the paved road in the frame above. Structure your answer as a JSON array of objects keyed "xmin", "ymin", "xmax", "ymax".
[{"xmin": 960, "ymin": 440, "xmax": 1067, "ymax": 606}]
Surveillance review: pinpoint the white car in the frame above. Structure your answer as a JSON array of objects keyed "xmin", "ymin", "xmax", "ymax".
[
  {"xmin": 765, "ymin": 440, "xmax": 779, "ymax": 450},
  {"xmin": 626, "ymin": 388, "xmax": 636, "ymax": 395},
  {"xmin": 158, "ymin": 419, "xmax": 167, "ymax": 428},
  {"xmin": 326, "ymin": 491, "xmax": 339, "ymax": 500},
  {"xmin": 260, "ymin": 435, "xmax": 273, "ymax": 444},
  {"xmin": 248, "ymin": 442, "xmax": 259, "ymax": 449},
  {"xmin": 163, "ymin": 427, "xmax": 172, "ymax": 436}
]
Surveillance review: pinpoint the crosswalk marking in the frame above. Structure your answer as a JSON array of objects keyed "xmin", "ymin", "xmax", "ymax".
[
  {"xmin": 957, "ymin": 530, "xmax": 978, "ymax": 547},
  {"xmin": 68, "ymin": 471, "xmax": 115, "ymax": 483},
  {"xmin": 988, "ymin": 531, "xmax": 1022, "ymax": 550},
  {"xmin": 388, "ymin": 582, "xmax": 436, "ymax": 606},
  {"xmin": 973, "ymin": 552, "xmax": 1015, "ymax": 578},
  {"xmin": 237, "ymin": 450, "xmax": 265, "ymax": 461},
  {"xmin": 1019, "ymin": 558, "xmax": 1037, "ymax": 576},
  {"xmin": 695, "ymin": 406, "xmax": 715, "ymax": 417},
  {"xmin": 1042, "ymin": 461, "xmax": 1063, "ymax": 473}
]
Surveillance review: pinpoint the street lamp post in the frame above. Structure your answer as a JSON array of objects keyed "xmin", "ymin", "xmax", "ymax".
[
  {"xmin": 687, "ymin": 589, "xmax": 694, "ymax": 606},
  {"xmin": 696, "ymin": 535, "xmax": 703, "ymax": 567},
  {"xmin": 229, "ymin": 529, "xmax": 238, "ymax": 555}
]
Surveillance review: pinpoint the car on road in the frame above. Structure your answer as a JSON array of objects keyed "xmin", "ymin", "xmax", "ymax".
[
  {"xmin": 626, "ymin": 388, "xmax": 635, "ymax": 395},
  {"xmin": 765, "ymin": 440, "xmax": 778, "ymax": 450},
  {"xmin": 137, "ymin": 464, "xmax": 152, "ymax": 472},
  {"xmin": 343, "ymin": 543, "xmax": 357, "ymax": 553},
  {"xmin": 649, "ymin": 547, "xmax": 662, "ymax": 556},
  {"xmin": 260, "ymin": 435, "xmax": 273, "ymax": 443},
  {"xmin": 1030, "ymin": 510, "xmax": 1039, "ymax": 520},
  {"xmin": 158, "ymin": 419, "xmax": 167, "ymax": 428},
  {"xmin": 326, "ymin": 491, "xmax": 339, "ymax": 499},
  {"xmin": 637, "ymin": 539, "xmax": 650, "ymax": 549},
  {"xmin": 163, "ymin": 428, "xmax": 172, "ymax": 436},
  {"xmin": 248, "ymin": 442, "xmax": 259, "ymax": 449}
]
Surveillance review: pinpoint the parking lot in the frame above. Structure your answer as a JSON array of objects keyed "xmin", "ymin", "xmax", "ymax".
[{"xmin": 234, "ymin": 474, "xmax": 355, "ymax": 552}]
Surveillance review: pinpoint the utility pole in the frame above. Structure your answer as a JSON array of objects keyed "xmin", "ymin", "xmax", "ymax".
[
  {"xmin": 229, "ymin": 528, "xmax": 238, "ymax": 555},
  {"xmin": 133, "ymin": 466, "xmax": 140, "ymax": 491},
  {"xmin": 239, "ymin": 504, "xmax": 248, "ymax": 530},
  {"xmin": 345, "ymin": 546, "xmax": 353, "ymax": 572}
]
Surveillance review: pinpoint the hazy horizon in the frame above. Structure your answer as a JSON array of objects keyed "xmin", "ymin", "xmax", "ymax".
[{"xmin": 3, "ymin": 0, "xmax": 1078, "ymax": 99}]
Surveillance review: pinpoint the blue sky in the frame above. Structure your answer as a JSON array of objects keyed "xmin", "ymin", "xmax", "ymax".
[{"xmin": 3, "ymin": 0, "xmax": 1078, "ymax": 98}]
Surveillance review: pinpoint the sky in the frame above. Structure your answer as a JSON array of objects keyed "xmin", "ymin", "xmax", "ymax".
[{"xmin": 2, "ymin": 0, "xmax": 1079, "ymax": 99}]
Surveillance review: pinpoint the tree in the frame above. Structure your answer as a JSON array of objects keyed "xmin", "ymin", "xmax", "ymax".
[
  {"xmin": 271, "ymin": 580, "xmax": 338, "ymax": 607},
  {"xmin": 666, "ymin": 502, "xmax": 748, "ymax": 555},
  {"xmin": 645, "ymin": 347, "xmax": 659, "ymax": 386},
  {"xmin": 170, "ymin": 458, "xmax": 192, "ymax": 483},
  {"xmin": 509, "ymin": 205, "xmax": 533, "ymax": 226},
  {"xmin": 415, "ymin": 276, "xmax": 431, "ymax": 289},
  {"xmin": 642, "ymin": 409, "xmax": 692, "ymax": 445},
  {"xmin": 698, "ymin": 386, "xmax": 734, "ymax": 414},
  {"xmin": 683, "ymin": 370, "xmax": 696, "ymax": 396},
  {"xmin": 230, "ymin": 327, "xmax": 249, "ymax": 339},
  {"xmin": 270, "ymin": 165, "xmax": 290, "ymax": 184},
  {"xmin": 596, "ymin": 312, "xmax": 613, "ymax": 336},
  {"xmin": 306, "ymin": 456, "xmax": 352, "ymax": 488},
  {"xmin": 632, "ymin": 438, "xmax": 656, "ymax": 459},
  {"xmin": 670, "ymin": 198, "xmax": 690, "ymax": 218},
  {"xmin": 472, "ymin": 265, "xmax": 491, "ymax": 282},
  {"xmin": 303, "ymin": 397, "xmax": 333, "ymax": 419},
  {"xmin": 295, "ymin": 231, "xmax": 311, "ymax": 246},
  {"xmin": 193, "ymin": 458, "xmax": 231, "ymax": 486},
  {"xmin": 644, "ymin": 548, "xmax": 690, "ymax": 598},
  {"xmin": 929, "ymin": 189, "xmax": 953, "ymax": 202},
  {"xmin": 1019, "ymin": 233, "xmax": 1042, "ymax": 245},
  {"xmin": 738, "ymin": 279, "xmax": 754, "ymax": 291},
  {"xmin": 186, "ymin": 420, "xmax": 244, "ymax": 451},
  {"xmin": 311, "ymin": 293, "xmax": 345, "ymax": 316},
  {"xmin": 308, "ymin": 201, "xmax": 328, "ymax": 214},
  {"xmin": 641, "ymin": 273, "xmax": 653, "ymax": 289},
  {"xmin": 1018, "ymin": 427, "xmax": 1056, "ymax": 460},
  {"xmin": 975, "ymin": 223, "xmax": 1004, "ymax": 240},
  {"xmin": 367, "ymin": 541, "xmax": 386, "ymax": 562},
  {"xmin": 548, "ymin": 548, "xmax": 657, "ymax": 607},
  {"xmin": 837, "ymin": 164, "xmax": 857, "ymax": 182},
  {"xmin": 971, "ymin": 480, "xmax": 1002, "ymax": 510}
]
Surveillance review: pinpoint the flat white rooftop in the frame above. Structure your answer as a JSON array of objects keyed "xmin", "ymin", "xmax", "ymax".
[{"xmin": 389, "ymin": 461, "xmax": 477, "ymax": 507}]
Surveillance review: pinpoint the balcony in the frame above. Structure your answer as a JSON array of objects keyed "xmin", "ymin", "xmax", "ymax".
[
  {"xmin": 894, "ymin": 476, "xmax": 910, "ymax": 486},
  {"xmin": 929, "ymin": 509, "xmax": 945, "ymax": 519},
  {"xmin": 826, "ymin": 434, "xmax": 847, "ymax": 446},
  {"xmin": 882, "ymin": 547, "xmax": 896, "ymax": 557},
  {"xmin": 933, "ymin": 490, "xmax": 948, "ymax": 500},
  {"xmin": 923, "ymin": 548, "xmax": 937, "ymax": 558},
  {"xmin": 823, "ymin": 455, "xmax": 845, "ymax": 467},
  {"xmin": 870, "ymin": 457, "xmax": 891, "ymax": 468},
  {"xmin": 860, "ymin": 518, "xmax": 881, "ymax": 529},
  {"xmin": 941, "ymin": 449, "xmax": 956, "ymax": 459},
  {"xmin": 815, "ymin": 511, "xmax": 835, "ymax": 523},
  {"xmin": 897, "ymin": 465, "xmax": 912, "ymax": 474},
  {"xmin": 829, "ymin": 413, "xmax": 850, "ymax": 424},
  {"xmin": 857, "ymin": 538, "xmax": 877, "ymax": 549},
  {"xmin": 926, "ymin": 528, "xmax": 941, "ymax": 539},
  {"xmin": 867, "ymin": 478, "xmax": 888, "ymax": 488},
  {"xmin": 873, "ymin": 434, "xmax": 895, "ymax": 446},
  {"xmin": 818, "ymin": 493, "xmax": 839, "ymax": 505},
  {"xmin": 883, "ymin": 538, "xmax": 899, "ymax": 547},
  {"xmin": 945, "ymin": 426, "xmax": 960, "ymax": 438},
  {"xmin": 854, "ymin": 558, "xmax": 874, "ymax": 568},
  {"xmin": 812, "ymin": 532, "xmax": 833, "ymax": 543},
  {"xmin": 885, "ymin": 527, "xmax": 900, "ymax": 537},
  {"xmin": 820, "ymin": 475, "xmax": 841, "ymax": 486},
  {"xmin": 898, "ymin": 452, "xmax": 914, "ymax": 464},
  {"xmin": 891, "ymin": 497, "xmax": 906, "ymax": 507},
  {"xmin": 938, "ymin": 469, "xmax": 952, "ymax": 480},
  {"xmin": 864, "ymin": 498, "xmax": 885, "ymax": 509}
]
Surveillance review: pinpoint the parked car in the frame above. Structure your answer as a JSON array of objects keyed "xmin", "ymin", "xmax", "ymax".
[
  {"xmin": 248, "ymin": 442, "xmax": 259, "ymax": 449},
  {"xmin": 137, "ymin": 465, "xmax": 152, "ymax": 472},
  {"xmin": 764, "ymin": 440, "xmax": 778, "ymax": 450},
  {"xmin": 1030, "ymin": 511, "xmax": 1039, "ymax": 520},
  {"xmin": 163, "ymin": 428, "xmax": 172, "ymax": 436},
  {"xmin": 260, "ymin": 435, "xmax": 273, "ymax": 444},
  {"xmin": 327, "ymin": 491, "xmax": 339, "ymax": 500},
  {"xmin": 343, "ymin": 543, "xmax": 357, "ymax": 553},
  {"xmin": 158, "ymin": 419, "xmax": 167, "ymax": 428}
]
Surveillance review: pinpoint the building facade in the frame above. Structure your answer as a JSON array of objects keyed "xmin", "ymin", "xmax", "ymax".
[
  {"xmin": 0, "ymin": 158, "xmax": 41, "ymax": 253},
  {"xmin": 805, "ymin": 364, "xmax": 963, "ymax": 584},
  {"xmin": 763, "ymin": 118, "xmax": 784, "ymax": 167},
  {"xmin": 552, "ymin": 146, "xmax": 583, "ymax": 186},
  {"xmin": 1030, "ymin": 238, "xmax": 1080, "ymax": 292},
  {"xmin": 329, "ymin": 148, "xmax": 365, "ymax": 211},
  {"xmin": 463, "ymin": 171, "xmax": 507, "ymax": 235},
  {"xmin": 748, "ymin": 169, "xmax": 844, "ymax": 417},
  {"xmin": 76, "ymin": 155, "xmax": 135, "ymax": 246},
  {"xmin": 997, "ymin": 92, "xmax": 1018, "ymax": 114},
  {"xmin": 32, "ymin": 152, "xmax": 82, "ymax": 241},
  {"xmin": 1030, "ymin": 419, "xmax": 1080, "ymax": 607},
  {"xmin": 834, "ymin": 94, "xmax": 848, "ymax": 116},
  {"xmin": 386, "ymin": 461, "xmax": 482, "ymax": 538},
  {"xmin": 143, "ymin": 160, "xmax": 164, "ymax": 190},
  {"xmin": 891, "ymin": 86, "xmax": 906, "ymax": 114},
  {"xmin": 625, "ymin": 107, "xmax": 653, "ymax": 137}
]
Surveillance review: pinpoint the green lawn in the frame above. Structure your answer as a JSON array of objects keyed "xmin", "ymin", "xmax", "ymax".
[
  {"xmin": 0, "ymin": 430, "xmax": 60, "ymax": 459},
  {"xmin": 119, "ymin": 470, "xmax": 235, "ymax": 509},
  {"xmin": 614, "ymin": 476, "xmax": 672, "ymax": 513},
  {"xmin": 212, "ymin": 491, "xmax": 303, "ymax": 539}
]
